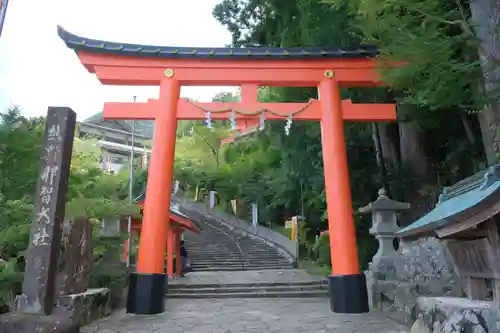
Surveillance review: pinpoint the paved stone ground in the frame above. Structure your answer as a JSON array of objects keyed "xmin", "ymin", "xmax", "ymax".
[
  {"xmin": 169, "ymin": 269, "xmax": 326, "ymax": 285},
  {"xmin": 82, "ymin": 298, "xmax": 408, "ymax": 333}
]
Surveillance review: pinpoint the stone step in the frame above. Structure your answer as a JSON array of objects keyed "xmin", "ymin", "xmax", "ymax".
[
  {"xmin": 169, "ymin": 280, "xmax": 328, "ymax": 289},
  {"xmin": 168, "ymin": 284, "xmax": 326, "ymax": 294},
  {"xmin": 189, "ymin": 259, "xmax": 289, "ymax": 265},
  {"xmin": 187, "ymin": 249, "xmax": 280, "ymax": 254},
  {"xmin": 192, "ymin": 259, "xmax": 290, "ymax": 263},
  {"xmin": 190, "ymin": 260, "xmax": 290, "ymax": 266},
  {"xmin": 190, "ymin": 260, "xmax": 291, "ymax": 266},
  {"xmin": 187, "ymin": 245, "xmax": 276, "ymax": 250},
  {"xmin": 191, "ymin": 249, "xmax": 277, "ymax": 254},
  {"xmin": 189, "ymin": 254, "xmax": 286, "ymax": 259},
  {"xmin": 167, "ymin": 290, "xmax": 329, "ymax": 299},
  {"xmin": 191, "ymin": 264, "xmax": 292, "ymax": 270},
  {"xmin": 189, "ymin": 255, "xmax": 287, "ymax": 260},
  {"xmin": 189, "ymin": 258, "xmax": 288, "ymax": 263},
  {"xmin": 193, "ymin": 265, "xmax": 293, "ymax": 272}
]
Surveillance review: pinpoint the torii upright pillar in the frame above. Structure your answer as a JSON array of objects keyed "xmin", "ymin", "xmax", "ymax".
[
  {"xmin": 127, "ymin": 78, "xmax": 180, "ymax": 315},
  {"xmin": 320, "ymin": 78, "xmax": 367, "ymax": 313}
]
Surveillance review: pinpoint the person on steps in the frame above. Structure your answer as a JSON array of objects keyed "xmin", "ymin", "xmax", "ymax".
[{"xmin": 180, "ymin": 240, "xmax": 190, "ymax": 277}]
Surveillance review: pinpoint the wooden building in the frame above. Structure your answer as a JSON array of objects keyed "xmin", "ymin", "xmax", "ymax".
[{"xmin": 397, "ymin": 164, "xmax": 500, "ymax": 305}]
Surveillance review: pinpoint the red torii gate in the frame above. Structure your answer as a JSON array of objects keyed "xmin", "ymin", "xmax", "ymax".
[
  {"xmin": 58, "ymin": 25, "xmax": 396, "ymax": 315},
  {"xmin": 123, "ymin": 200, "xmax": 201, "ymax": 277}
]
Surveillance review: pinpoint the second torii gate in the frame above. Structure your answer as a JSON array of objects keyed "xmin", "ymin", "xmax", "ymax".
[{"xmin": 58, "ymin": 25, "xmax": 397, "ymax": 316}]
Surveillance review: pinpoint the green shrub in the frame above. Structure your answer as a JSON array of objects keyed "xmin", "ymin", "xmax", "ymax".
[
  {"xmin": 90, "ymin": 236, "xmax": 128, "ymax": 309},
  {"xmin": 0, "ymin": 259, "xmax": 23, "ymax": 313},
  {"xmin": 313, "ymin": 232, "xmax": 331, "ymax": 267}
]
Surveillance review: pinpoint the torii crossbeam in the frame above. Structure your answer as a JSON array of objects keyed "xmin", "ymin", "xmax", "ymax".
[
  {"xmin": 104, "ymin": 97, "xmax": 396, "ymax": 122},
  {"xmin": 58, "ymin": 25, "xmax": 397, "ymax": 316},
  {"xmin": 105, "ymin": 92, "xmax": 396, "ymax": 145}
]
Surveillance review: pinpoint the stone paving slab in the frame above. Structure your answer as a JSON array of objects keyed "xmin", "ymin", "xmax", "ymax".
[
  {"xmin": 169, "ymin": 269, "xmax": 326, "ymax": 286},
  {"xmin": 82, "ymin": 298, "xmax": 408, "ymax": 333}
]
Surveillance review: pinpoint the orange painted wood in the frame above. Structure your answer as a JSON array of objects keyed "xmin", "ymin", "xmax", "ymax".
[
  {"xmin": 133, "ymin": 203, "xmax": 201, "ymax": 234},
  {"xmin": 236, "ymin": 119, "xmax": 260, "ymax": 131},
  {"xmin": 174, "ymin": 231, "xmax": 181, "ymax": 276},
  {"xmin": 94, "ymin": 66, "xmax": 380, "ymax": 86},
  {"xmin": 76, "ymin": 51, "xmax": 384, "ymax": 86},
  {"xmin": 241, "ymin": 84, "xmax": 258, "ymax": 103},
  {"xmin": 131, "ymin": 215, "xmax": 201, "ymax": 234},
  {"xmin": 169, "ymin": 215, "xmax": 201, "ymax": 234},
  {"xmin": 221, "ymin": 137, "xmax": 236, "ymax": 145},
  {"xmin": 136, "ymin": 78, "xmax": 180, "ymax": 274},
  {"xmin": 103, "ymin": 99, "xmax": 396, "ymax": 122},
  {"xmin": 320, "ymin": 79, "xmax": 360, "ymax": 276},
  {"xmin": 166, "ymin": 230, "xmax": 174, "ymax": 276}
]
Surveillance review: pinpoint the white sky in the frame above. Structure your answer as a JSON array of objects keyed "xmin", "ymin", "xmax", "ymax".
[{"xmin": 0, "ymin": 0, "xmax": 236, "ymax": 120}]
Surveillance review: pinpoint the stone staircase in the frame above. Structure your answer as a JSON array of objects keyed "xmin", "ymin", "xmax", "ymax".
[
  {"xmin": 171, "ymin": 201, "xmax": 329, "ymax": 299},
  {"xmin": 183, "ymin": 212, "xmax": 293, "ymax": 272}
]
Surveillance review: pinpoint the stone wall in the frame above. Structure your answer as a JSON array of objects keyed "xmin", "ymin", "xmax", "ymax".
[
  {"xmin": 410, "ymin": 297, "xmax": 500, "ymax": 333},
  {"xmin": 369, "ymin": 237, "xmax": 464, "ymax": 323},
  {"xmin": 394, "ymin": 237, "xmax": 459, "ymax": 285},
  {"xmin": 58, "ymin": 288, "xmax": 111, "ymax": 327}
]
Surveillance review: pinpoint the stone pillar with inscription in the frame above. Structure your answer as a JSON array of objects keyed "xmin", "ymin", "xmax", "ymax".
[
  {"xmin": 359, "ymin": 189, "xmax": 410, "ymax": 279},
  {"xmin": 17, "ymin": 107, "xmax": 76, "ymax": 315}
]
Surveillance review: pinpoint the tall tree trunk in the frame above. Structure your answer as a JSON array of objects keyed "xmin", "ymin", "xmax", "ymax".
[
  {"xmin": 398, "ymin": 105, "xmax": 431, "ymax": 226},
  {"xmin": 378, "ymin": 123, "xmax": 400, "ymax": 167},
  {"xmin": 399, "ymin": 122, "xmax": 428, "ymax": 180},
  {"xmin": 372, "ymin": 123, "xmax": 390, "ymax": 194},
  {"xmin": 470, "ymin": 0, "xmax": 500, "ymax": 165}
]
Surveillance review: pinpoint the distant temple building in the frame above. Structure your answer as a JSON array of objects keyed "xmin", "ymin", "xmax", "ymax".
[{"xmin": 77, "ymin": 112, "xmax": 153, "ymax": 174}]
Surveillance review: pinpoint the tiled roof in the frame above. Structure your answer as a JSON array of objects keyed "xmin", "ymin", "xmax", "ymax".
[
  {"xmin": 397, "ymin": 164, "xmax": 500, "ymax": 238},
  {"xmin": 82, "ymin": 112, "xmax": 154, "ymax": 139},
  {"xmin": 133, "ymin": 192, "xmax": 203, "ymax": 231},
  {"xmin": 57, "ymin": 25, "xmax": 379, "ymax": 60}
]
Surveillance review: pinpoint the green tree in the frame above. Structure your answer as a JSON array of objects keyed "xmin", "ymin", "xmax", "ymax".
[{"xmin": 0, "ymin": 107, "xmax": 140, "ymax": 311}]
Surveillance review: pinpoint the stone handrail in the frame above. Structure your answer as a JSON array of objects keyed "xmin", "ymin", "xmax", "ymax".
[{"xmin": 174, "ymin": 198, "xmax": 298, "ymax": 264}]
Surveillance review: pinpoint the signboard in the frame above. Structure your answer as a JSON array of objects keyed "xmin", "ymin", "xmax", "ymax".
[
  {"xmin": 285, "ymin": 217, "xmax": 298, "ymax": 241},
  {"xmin": 445, "ymin": 238, "xmax": 500, "ymax": 279},
  {"xmin": 141, "ymin": 153, "xmax": 148, "ymax": 169},
  {"xmin": 209, "ymin": 191, "xmax": 216, "ymax": 209},
  {"xmin": 0, "ymin": 0, "xmax": 9, "ymax": 38},
  {"xmin": 252, "ymin": 203, "xmax": 258, "ymax": 227},
  {"xmin": 231, "ymin": 199, "xmax": 237, "ymax": 215}
]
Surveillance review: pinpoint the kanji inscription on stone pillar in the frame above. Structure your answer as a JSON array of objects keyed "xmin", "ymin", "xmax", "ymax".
[{"xmin": 18, "ymin": 107, "xmax": 76, "ymax": 315}]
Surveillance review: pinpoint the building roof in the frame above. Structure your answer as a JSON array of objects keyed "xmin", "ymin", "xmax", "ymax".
[
  {"xmin": 83, "ymin": 111, "xmax": 154, "ymax": 139},
  {"xmin": 133, "ymin": 190, "xmax": 203, "ymax": 231},
  {"xmin": 397, "ymin": 164, "xmax": 500, "ymax": 239},
  {"xmin": 57, "ymin": 25, "xmax": 379, "ymax": 60},
  {"xmin": 97, "ymin": 140, "xmax": 151, "ymax": 154}
]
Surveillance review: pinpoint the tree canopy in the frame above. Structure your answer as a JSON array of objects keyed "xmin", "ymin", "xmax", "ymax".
[{"xmin": 174, "ymin": 0, "xmax": 500, "ymax": 268}]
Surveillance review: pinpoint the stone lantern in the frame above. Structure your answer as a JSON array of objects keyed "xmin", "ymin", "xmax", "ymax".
[{"xmin": 359, "ymin": 188, "xmax": 410, "ymax": 280}]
